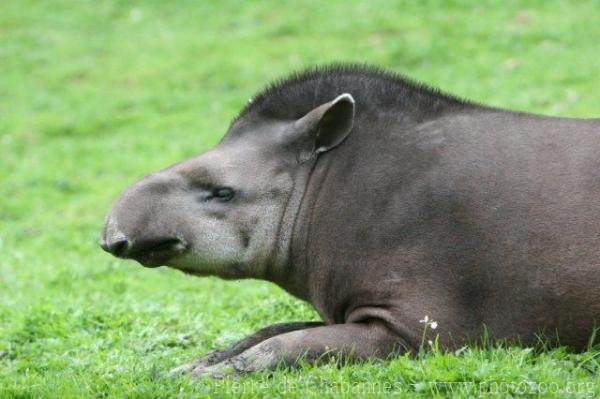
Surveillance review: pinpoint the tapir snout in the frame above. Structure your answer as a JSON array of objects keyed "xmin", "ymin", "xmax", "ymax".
[{"xmin": 100, "ymin": 173, "xmax": 190, "ymax": 267}]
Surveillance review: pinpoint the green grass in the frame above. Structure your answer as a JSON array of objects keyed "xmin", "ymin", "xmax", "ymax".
[{"xmin": 1, "ymin": 0, "xmax": 600, "ymax": 397}]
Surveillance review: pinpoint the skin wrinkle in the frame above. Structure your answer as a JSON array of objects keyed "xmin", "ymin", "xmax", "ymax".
[
  {"xmin": 262, "ymin": 168, "xmax": 297, "ymax": 285},
  {"xmin": 274, "ymin": 160, "xmax": 319, "ymax": 296},
  {"xmin": 301, "ymin": 153, "xmax": 337, "ymax": 308}
]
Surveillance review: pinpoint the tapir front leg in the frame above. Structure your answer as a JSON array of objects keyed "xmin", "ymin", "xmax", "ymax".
[
  {"xmin": 169, "ymin": 321, "xmax": 323, "ymax": 376},
  {"xmin": 190, "ymin": 322, "xmax": 406, "ymax": 378}
]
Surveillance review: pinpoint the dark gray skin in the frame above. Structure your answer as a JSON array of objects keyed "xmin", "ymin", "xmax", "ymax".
[{"xmin": 100, "ymin": 65, "xmax": 600, "ymax": 377}]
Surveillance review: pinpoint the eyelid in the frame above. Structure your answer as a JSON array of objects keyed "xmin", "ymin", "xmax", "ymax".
[
  {"xmin": 195, "ymin": 186, "xmax": 235, "ymax": 203},
  {"xmin": 215, "ymin": 187, "xmax": 233, "ymax": 195},
  {"xmin": 214, "ymin": 187, "xmax": 235, "ymax": 201}
]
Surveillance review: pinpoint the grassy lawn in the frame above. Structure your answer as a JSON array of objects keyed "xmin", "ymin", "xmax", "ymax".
[{"xmin": 1, "ymin": 0, "xmax": 600, "ymax": 397}]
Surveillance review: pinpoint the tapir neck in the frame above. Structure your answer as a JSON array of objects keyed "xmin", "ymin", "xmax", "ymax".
[{"xmin": 262, "ymin": 160, "xmax": 319, "ymax": 300}]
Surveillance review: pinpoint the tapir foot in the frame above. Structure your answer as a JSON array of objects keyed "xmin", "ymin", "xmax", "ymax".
[
  {"xmin": 168, "ymin": 350, "xmax": 222, "ymax": 376},
  {"xmin": 168, "ymin": 321, "xmax": 323, "ymax": 377},
  {"xmin": 174, "ymin": 321, "xmax": 404, "ymax": 378},
  {"xmin": 190, "ymin": 344, "xmax": 279, "ymax": 378}
]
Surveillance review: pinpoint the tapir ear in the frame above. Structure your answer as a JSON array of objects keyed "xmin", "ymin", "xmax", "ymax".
[{"xmin": 291, "ymin": 93, "xmax": 355, "ymax": 161}]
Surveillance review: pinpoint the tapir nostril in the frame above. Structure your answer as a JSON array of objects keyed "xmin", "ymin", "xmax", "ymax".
[{"xmin": 102, "ymin": 238, "xmax": 131, "ymax": 257}]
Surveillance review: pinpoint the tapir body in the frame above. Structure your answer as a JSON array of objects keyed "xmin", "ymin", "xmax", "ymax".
[{"xmin": 101, "ymin": 65, "xmax": 600, "ymax": 376}]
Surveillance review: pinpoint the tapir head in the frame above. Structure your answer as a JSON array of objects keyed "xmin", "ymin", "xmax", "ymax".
[{"xmin": 100, "ymin": 93, "xmax": 355, "ymax": 279}]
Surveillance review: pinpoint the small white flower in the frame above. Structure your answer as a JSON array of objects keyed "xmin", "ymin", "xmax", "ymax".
[
  {"xmin": 419, "ymin": 316, "xmax": 429, "ymax": 324},
  {"xmin": 430, "ymin": 321, "xmax": 438, "ymax": 330},
  {"xmin": 427, "ymin": 340, "xmax": 433, "ymax": 346}
]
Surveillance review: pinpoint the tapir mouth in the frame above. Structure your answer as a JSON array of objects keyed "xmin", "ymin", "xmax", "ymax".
[
  {"xmin": 129, "ymin": 239, "xmax": 188, "ymax": 268},
  {"xmin": 135, "ymin": 253, "xmax": 174, "ymax": 268}
]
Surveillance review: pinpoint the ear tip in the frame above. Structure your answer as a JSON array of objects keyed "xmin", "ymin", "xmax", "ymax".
[{"xmin": 334, "ymin": 93, "xmax": 355, "ymax": 105}]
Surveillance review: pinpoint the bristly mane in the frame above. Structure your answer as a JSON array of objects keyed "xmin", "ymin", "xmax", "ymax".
[{"xmin": 234, "ymin": 64, "xmax": 475, "ymax": 123}]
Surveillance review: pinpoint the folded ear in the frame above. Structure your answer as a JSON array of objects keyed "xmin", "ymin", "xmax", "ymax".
[{"xmin": 289, "ymin": 93, "xmax": 355, "ymax": 162}]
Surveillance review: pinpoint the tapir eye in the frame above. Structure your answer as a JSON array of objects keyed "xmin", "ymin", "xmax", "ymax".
[{"xmin": 212, "ymin": 187, "xmax": 235, "ymax": 202}]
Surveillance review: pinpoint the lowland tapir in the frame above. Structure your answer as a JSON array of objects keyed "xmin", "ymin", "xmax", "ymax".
[{"xmin": 100, "ymin": 65, "xmax": 600, "ymax": 377}]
